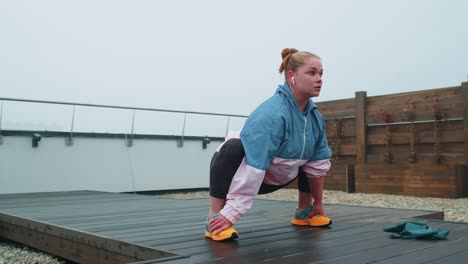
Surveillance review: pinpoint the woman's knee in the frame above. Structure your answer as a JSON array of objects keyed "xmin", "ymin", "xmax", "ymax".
[
  {"xmin": 209, "ymin": 138, "xmax": 245, "ymax": 198},
  {"xmin": 297, "ymin": 168, "xmax": 311, "ymax": 193},
  {"xmin": 221, "ymin": 138, "xmax": 245, "ymax": 157}
]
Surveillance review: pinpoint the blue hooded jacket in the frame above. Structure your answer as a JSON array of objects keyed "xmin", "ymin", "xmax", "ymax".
[
  {"xmin": 219, "ymin": 82, "xmax": 332, "ymax": 224},
  {"xmin": 241, "ymin": 82, "xmax": 332, "ymax": 170}
]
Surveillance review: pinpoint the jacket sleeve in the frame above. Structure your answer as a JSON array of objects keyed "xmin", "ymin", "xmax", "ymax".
[
  {"xmin": 219, "ymin": 104, "xmax": 284, "ymax": 224},
  {"xmin": 219, "ymin": 159, "xmax": 266, "ymax": 224},
  {"xmin": 303, "ymin": 114, "xmax": 332, "ymax": 178}
]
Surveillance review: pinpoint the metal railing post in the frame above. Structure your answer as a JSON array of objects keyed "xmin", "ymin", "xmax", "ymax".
[
  {"xmin": 126, "ymin": 109, "xmax": 136, "ymax": 147},
  {"xmin": 177, "ymin": 113, "xmax": 187, "ymax": 147},
  {"xmin": 0, "ymin": 100, "xmax": 3, "ymax": 144},
  {"xmin": 65, "ymin": 105, "xmax": 75, "ymax": 146},
  {"xmin": 225, "ymin": 116, "xmax": 230, "ymax": 137}
]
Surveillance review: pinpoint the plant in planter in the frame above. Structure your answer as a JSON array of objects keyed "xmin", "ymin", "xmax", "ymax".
[
  {"xmin": 431, "ymin": 97, "xmax": 446, "ymax": 164},
  {"xmin": 379, "ymin": 110, "xmax": 394, "ymax": 164},
  {"xmin": 402, "ymin": 99, "xmax": 416, "ymax": 164}
]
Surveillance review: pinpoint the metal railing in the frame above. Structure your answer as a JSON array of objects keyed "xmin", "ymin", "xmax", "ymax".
[
  {"xmin": 367, "ymin": 118, "xmax": 464, "ymax": 127},
  {"xmin": 322, "ymin": 114, "xmax": 464, "ymax": 127},
  {"xmin": 0, "ymin": 97, "xmax": 248, "ymax": 147}
]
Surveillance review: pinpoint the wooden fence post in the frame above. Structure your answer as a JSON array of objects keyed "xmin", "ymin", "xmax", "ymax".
[
  {"xmin": 460, "ymin": 82, "xmax": 468, "ymax": 198},
  {"xmin": 350, "ymin": 91, "xmax": 367, "ymax": 194},
  {"xmin": 356, "ymin": 91, "xmax": 367, "ymax": 164},
  {"xmin": 463, "ymin": 82, "xmax": 468, "ymax": 167},
  {"xmin": 346, "ymin": 164, "xmax": 355, "ymax": 193},
  {"xmin": 456, "ymin": 165, "xmax": 467, "ymax": 197}
]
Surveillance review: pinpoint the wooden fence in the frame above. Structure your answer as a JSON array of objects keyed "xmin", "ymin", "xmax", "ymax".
[{"xmin": 290, "ymin": 82, "xmax": 468, "ymax": 198}]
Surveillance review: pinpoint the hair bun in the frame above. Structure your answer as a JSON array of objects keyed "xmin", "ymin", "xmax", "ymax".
[
  {"xmin": 279, "ymin": 48, "xmax": 299, "ymax": 73},
  {"xmin": 281, "ymin": 48, "xmax": 298, "ymax": 60}
]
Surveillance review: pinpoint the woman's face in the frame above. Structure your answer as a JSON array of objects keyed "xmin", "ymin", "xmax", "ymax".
[{"xmin": 291, "ymin": 57, "xmax": 323, "ymax": 98}]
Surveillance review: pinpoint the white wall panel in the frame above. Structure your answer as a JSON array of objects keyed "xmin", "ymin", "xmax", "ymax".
[{"xmin": 0, "ymin": 136, "xmax": 218, "ymax": 194}]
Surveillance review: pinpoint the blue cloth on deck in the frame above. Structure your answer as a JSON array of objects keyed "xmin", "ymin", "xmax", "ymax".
[{"xmin": 384, "ymin": 221, "xmax": 449, "ymax": 240}]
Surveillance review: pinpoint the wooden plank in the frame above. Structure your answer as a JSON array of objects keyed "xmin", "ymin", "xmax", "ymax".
[
  {"xmin": 320, "ymin": 223, "xmax": 468, "ymax": 264},
  {"xmin": 337, "ymin": 144, "xmax": 356, "ymax": 155},
  {"xmin": 164, "ymin": 221, "xmax": 386, "ymax": 256},
  {"xmin": 317, "ymin": 98, "xmax": 356, "ymax": 118},
  {"xmin": 326, "ymin": 118, "xmax": 357, "ymax": 137},
  {"xmin": 54, "ymin": 207, "xmax": 206, "ymax": 229},
  {"xmin": 355, "ymin": 164, "xmax": 461, "ymax": 198},
  {"xmin": 1, "ymin": 221, "xmax": 118, "ymax": 264},
  {"xmin": 366, "ymin": 100, "xmax": 465, "ymax": 123},
  {"xmin": 198, "ymin": 228, "xmax": 390, "ymax": 263},
  {"xmin": 130, "ymin": 207, "xmax": 386, "ymax": 247},
  {"xmin": 88, "ymin": 201, "xmax": 289, "ymax": 234},
  {"xmin": 366, "ymin": 144, "xmax": 465, "ymax": 166},
  {"xmin": 365, "ymin": 86, "xmax": 465, "ymax": 124},
  {"xmin": 120, "ymin": 207, "xmax": 373, "ymax": 247},
  {"xmin": 0, "ymin": 191, "xmax": 455, "ymax": 264},
  {"xmin": 373, "ymin": 237, "xmax": 468, "ymax": 264},
  {"xmin": 323, "ymin": 160, "xmax": 348, "ymax": 191},
  {"xmin": 456, "ymin": 164, "xmax": 468, "ymax": 197},
  {"xmin": 0, "ymin": 213, "xmax": 180, "ymax": 263},
  {"xmin": 463, "ymin": 82, "xmax": 468, "ymax": 166},
  {"xmin": 142, "ymin": 206, "xmax": 440, "ymax": 249},
  {"xmin": 367, "ymin": 124, "xmax": 465, "ymax": 145},
  {"xmin": 425, "ymin": 250, "xmax": 468, "ymax": 264},
  {"xmin": 355, "ymin": 91, "xmax": 367, "ymax": 164},
  {"xmin": 346, "ymin": 163, "xmax": 355, "ymax": 193},
  {"xmin": 1, "ymin": 195, "xmax": 206, "ymax": 220},
  {"xmin": 158, "ymin": 221, "xmax": 466, "ymax": 264}
]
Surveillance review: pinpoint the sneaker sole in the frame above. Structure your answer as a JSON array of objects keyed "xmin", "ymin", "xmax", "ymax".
[
  {"xmin": 291, "ymin": 219, "xmax": 311, "ymax": 226},
  {"xmin": 311, "ymin": 219, "xmax": 332, "ymax": 227},
  {"xmin": 291, "ymin": 218, "xmax": 332, "ymax": 227}
]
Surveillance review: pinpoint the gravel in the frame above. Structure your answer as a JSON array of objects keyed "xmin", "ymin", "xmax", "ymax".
[
  {"xmin": 0, "ymin": 239, "xmax": 67, "ymax": 264},
  {"xmin": 1, "ymin": 189, "xmax": 466, "ymax": 263},
  {"xmin": 159, "ymin": 189, "xmax": 468, "ymax": 223}
]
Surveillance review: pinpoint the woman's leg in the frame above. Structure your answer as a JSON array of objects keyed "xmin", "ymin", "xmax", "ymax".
[
  {"xmin": 293, "ymin": 168, "xmax": 331, "ymax": 226},
  {"xmin": 209, "ymin": 197, "xmax": 226, "ymax": 219},
  {"xmin": 297, "ymin": 168, "xmax": 313, "ymax": 210},
  {"xmin": 208, "ymin": 138, "xmax": 245, "ymax": 218},
  {"xmin": 305, "ymin": 176, "xmax": 325, "ymax": 216},
  {"xmin": 296, "ymin": 168, "xmax": 325, "ymax": 214},
  {"xmin": 206, "ymin": 139, "xmax": 245, "ymax": 240}
]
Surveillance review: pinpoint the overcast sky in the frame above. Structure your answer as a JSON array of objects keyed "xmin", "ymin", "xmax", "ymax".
[{"xmin": 1, "ymin": 0, "xmax": 467, "ymax": 134}]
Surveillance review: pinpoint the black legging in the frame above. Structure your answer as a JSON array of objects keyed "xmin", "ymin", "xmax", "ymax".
[{"xmin": 209, "ymin": 138, "xmax": 311, "ymax": 199}]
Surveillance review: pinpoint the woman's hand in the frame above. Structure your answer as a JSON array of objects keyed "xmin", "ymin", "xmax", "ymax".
[{"xmin": 209, "ymin": 213, "xmax": 233, "ymax": 235}]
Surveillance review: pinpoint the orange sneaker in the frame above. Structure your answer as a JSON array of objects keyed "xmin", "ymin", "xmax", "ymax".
[
  {"xmin": 308, "ymin": 215, "xmax": 332, "ymax": 227},
  {"xmin": 205, "ymin": 227, "xmax": 239, "ymax": 241},
  {"xmin": 205, "ymin": 214, "xmax": 239, "ymax": 241},
  {"xmin": 291, "ymin": 205, "xmax": 332, "ymax": 227}
]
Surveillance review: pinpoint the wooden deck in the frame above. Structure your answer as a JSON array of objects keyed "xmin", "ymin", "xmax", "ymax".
[{"xmin": 0, "ymin": 191, "xmax": 467, "ymax": 263}]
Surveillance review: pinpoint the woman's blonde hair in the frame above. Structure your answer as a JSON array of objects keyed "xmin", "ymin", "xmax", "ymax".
[{"xmin": 278, "ymin": 48, "xmax": 321, "ymax": 78}]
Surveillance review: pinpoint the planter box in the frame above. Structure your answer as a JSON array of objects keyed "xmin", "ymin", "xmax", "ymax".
[{"xmin": 354, "ymin": 164, "xmax": 468, "ymax": 198}]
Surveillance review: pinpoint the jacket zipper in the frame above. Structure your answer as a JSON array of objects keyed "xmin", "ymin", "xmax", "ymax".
[{"xmin": 300, "ymin": 116, "xmax": 307, "ymax": 159}]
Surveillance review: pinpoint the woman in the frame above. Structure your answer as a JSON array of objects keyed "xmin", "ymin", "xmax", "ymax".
[{"xmin": 205, "ymin": 48, "xmax": 332, "ymax": 241}]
